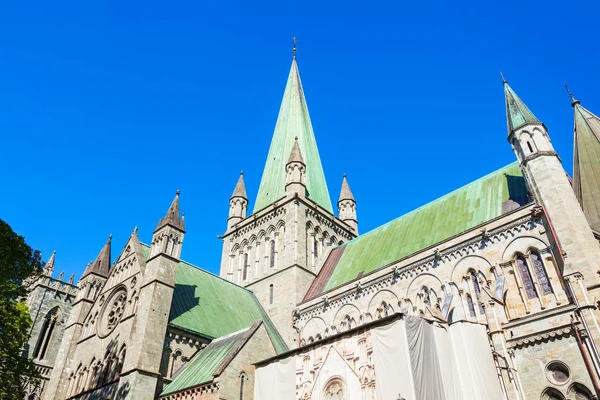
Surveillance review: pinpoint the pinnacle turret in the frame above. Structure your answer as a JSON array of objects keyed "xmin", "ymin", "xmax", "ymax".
[
  {"xmin": 155, "ymin": 190, "xmax": 185, "ymax": 233},
  {"xmin": 231, "ymin": 171, "xmax": 247, "ymax": 200},
  {"xmin": 81, "ymin": 234, "xmax": 112, "ymax": 279},
  {"xmin": 503, "ymin": 80, "xmax": 541, "ymax": 135},
  {"xmin": 228, "ymin": 172, "xmax": 248, "ymax": 228},
  {"xmin": 44, "ymin": 250, "xmax": 56, "ymax": 276},
  {"xmin": 337, "ymin": 174, "xmax": 358, "ymax": 233}
]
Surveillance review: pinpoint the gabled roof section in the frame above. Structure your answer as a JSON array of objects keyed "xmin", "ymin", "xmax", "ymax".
[
  {"xmin": 156, "ymin": 190, "xmax": 185, "ymax": 232},
  {"xmin": 81, "ymin": 235, "xmax": 112, "ymax": 279},
  {"xmin": 504, "ymin": 82, "xmax": 540, "ymax": 134},
  {"xmin": 138, "ymin": 243, "xmax": 288, "ymax": 353},
  {"xmin": 573, "ymin": 103, "xmax": 600, "ymax": 233},
  {"xmin": 231, "ymin": 172, "xmax": 247, "ymax": 199},
  {"xmin": 254, "ymin": 59, "xmax": 332, "ymax": 213},
  {"xmin": 305, "ymin": 162, "xmax": 530, "ymax": 299},
  {"xmin": 161, "ymin": 325, "xmax": 258, "ymax": 396}
]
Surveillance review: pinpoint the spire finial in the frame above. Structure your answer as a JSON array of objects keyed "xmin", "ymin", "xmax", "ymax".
[
  {"xmin": 564, "ymin": 82, "xmax": 580, "ymax": 107},
  {"xmin": 133, "ymin": 226, "xmax": 138, "ymax": 235},
  {"xmin": 240, "ymin": 170, "xmax": 244, "ymax": 176},
  {"xmin": 108, "ymin": 234, "xmax": 112, "ymax": 241},
  {"xmin": 176, "ymin": 189, "xmax": 181, "ymax": 196},
  {"xmin": 292, "ymin": 36, "xmax": 297, "ymax": 59},
  {"xmin": 500, "ymin": 72, "xmax": 507, "ymax": 84},
  {"xmin": 343, "ymin": 173, "xmax": 346, "ymax": 178}
]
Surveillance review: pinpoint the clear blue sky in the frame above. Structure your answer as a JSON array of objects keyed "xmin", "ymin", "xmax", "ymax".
[{"xmin": 1, "ymin": 0, "xmax": 599, "ymax": 280}]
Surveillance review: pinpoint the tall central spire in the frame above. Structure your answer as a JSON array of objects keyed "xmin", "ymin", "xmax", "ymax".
[{"xmin": 253, "ymin": 59, "xmax": 333, "ymax": 213}]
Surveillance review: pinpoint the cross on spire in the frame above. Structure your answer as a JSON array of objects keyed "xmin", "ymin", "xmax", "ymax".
[{"xmin": 293, "ymin": 36, "xmax": 297, "ymax": 59}]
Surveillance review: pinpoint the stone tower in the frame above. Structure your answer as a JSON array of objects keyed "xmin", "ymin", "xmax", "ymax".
[
  {"xmin": 118, "ymin": 191, "xmax": 185, "ymax": 398},
  {"xmin": 43, "ymin": 236, "xmax": 112, "ymax": 399},
  {"xmin": 504, "ymin": 81, "xmax": 600, "ymax": 357},
  {"xmin": 219, "ymin": 58, "xmax": 357, "ymax": 347}
]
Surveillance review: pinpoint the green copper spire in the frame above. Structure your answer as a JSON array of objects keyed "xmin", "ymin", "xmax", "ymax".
[
  {"xmin": 503, "ymin": 81, "xmax": 541, "ymax": 134},
  {"xmin": 253, "ymin": 59, "xmax": 333, "ymax": 213},
  {"xmin": 573, "ymin": 101, "xmax": 600, "ymax": 233}
]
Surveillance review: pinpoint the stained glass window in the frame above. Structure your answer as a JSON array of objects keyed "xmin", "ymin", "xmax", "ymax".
[
  {"xmin": 531, "ymin": 252, "xmax": 553, "ymax": 295},
  {"xmin": 243, "ymin": 253, "xmax": 248, "ymax": 281},
  {"xmin": 517, "ymin": 256, "xmax": 537, "ymax": 299},
  {"xmin": 314, "ymin": 237, "xmax": 318, "ymax": 258},
  {"xmin": 466, "ymin": 294, "xmax": 476, "ymax": 318},
  {"xmin": 269, "ymin": 240, "xmax": 275, "ymax": 268},
  {"xmin": 471, "ymin": 273, "xmax": 485, "ymax": 314}
]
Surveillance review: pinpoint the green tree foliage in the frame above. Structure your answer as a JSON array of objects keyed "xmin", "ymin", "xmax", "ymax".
[{"xmin": 0, "ymin": 219, "xmax": 43, "ymax": 399}]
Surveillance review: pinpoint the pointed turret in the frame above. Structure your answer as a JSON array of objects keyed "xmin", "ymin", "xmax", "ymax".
[
  {"xmin": 285, "ymin": 137, "xmax": 307, "ymax": 195},
  {"xmin": 504, "ymin": 81, "xmax": 541, "ymax": 135},
  {"xmin": 502, "ymin": 78, "xmax": 555, "ymax": 163},
  {"xmin": 338, "ymin": 174, "xmax": 358, "ymax": 233},
  {"xmin": 81, "ymin": 235, "xmax": 112, "ymax": 279},
  {"xmin": 228, "ymin": 172, "xmax": 248, "ymax": 228},
  {"xmin": 572, "ymin": 98, "xmax": 600, "ymax": 234},
  {"xmin": 150, "ymin": 191, "xmax": 186, "ymax": 259},
  {"xmin": 254, "ymin": 58, "xmax": 332, "ymax": 213},
  {"xmin": 155, "ymin": 190, "xmax": 185, "ymax": 232},
  {"xmin": 44, "ymin": 250, "xmax": 56, "ymax": 277}
]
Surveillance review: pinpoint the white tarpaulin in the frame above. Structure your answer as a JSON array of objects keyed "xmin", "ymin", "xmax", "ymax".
[
  {"xmin": 405, "ymin": 316, "xmax": 446, "ymax": 400},
  {"xmin": 255, "ymin": 317, "xmax": 504, "ymax": 400},
  {"xmin": 448, "ymin": 322, "xmax": 503, "ymax": 400},
  {"xmin": 371, "ymin": 318, "xmax": 504, "ymax": 400},
  {"xmin": 253, "ymin": 355, "xmax": 296, "ymax": 400},
  {"xmin": 371, "ymin": 317, "xmax": 416, "ymax": 400}
]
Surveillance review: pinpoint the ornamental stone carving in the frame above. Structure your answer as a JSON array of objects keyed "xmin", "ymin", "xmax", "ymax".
[{"xmin": 98, "ymin": 287, "xmax": 127, "ymax": 338}]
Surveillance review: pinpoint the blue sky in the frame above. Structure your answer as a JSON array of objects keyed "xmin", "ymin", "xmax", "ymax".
[{"xmin": 1, "ymin": 0, "xmax": 599, "ymax": 280}]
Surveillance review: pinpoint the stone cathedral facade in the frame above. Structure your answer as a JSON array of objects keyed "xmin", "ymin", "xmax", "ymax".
[{"xmin": 23, "ymin": 55, "xmax": 600, "ymax": 400}]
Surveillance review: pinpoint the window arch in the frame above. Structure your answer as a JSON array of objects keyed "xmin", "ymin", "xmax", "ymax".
[
  {"xmin": 269, "ymin": 240, "xmax": 275, "ymax": 268},
  {"xmin": 541, "ymin": 387, "xmax": 566, "ymax": 400},
  {"xmin": 517, "ymin": 255, "xmax": 537, "ymax": 299},
  {"xmin": 531, "ymin": 251, "xmax": 552, "ymax": 295},
  {"xmin": 33, "ymin": 307, "xmax": 61, "ymax": 360},
  {"xmin": 569, "ymin": 383, "xmax": 593, "ymax": 400},
  {"xmin": 239, "ymin": 372, "xmax": 247, "ymax": 400},
  {"xmin": 470, "ymin": 272, "xmax": 485, "ymax": 314},
  {"xmin": 466, "ymin": 294, "xmax": 476, "ymax": 318},
  {"xmin": 324, "ymin": 377, "xmax": 345, "ymax": 400},
  {"xmin": 242, "ymin": 253, "xmax": 249, "ymax": 281}
]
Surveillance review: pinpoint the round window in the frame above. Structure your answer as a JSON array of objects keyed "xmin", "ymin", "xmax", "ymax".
[
  {"xmin": 546, "ymin": 361, "xmax": 570, "ymax": 385},
  {"xmin": 97, "ymin": 287, "xmax": 127, "ymax": 338}
]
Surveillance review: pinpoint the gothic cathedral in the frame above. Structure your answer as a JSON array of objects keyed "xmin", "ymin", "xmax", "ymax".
[{"xmin": 24, "ymin": 54, "xmax": 600, "ymax": 400}]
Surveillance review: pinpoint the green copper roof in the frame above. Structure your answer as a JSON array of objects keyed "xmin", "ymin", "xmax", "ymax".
[
  {"xmin": 161, "ymin": 328, "xmax": 250, "ymax": 396},
  {"xmin": 307, "ymin": 163, "xmax": 529, "ymax": 297},
  {"xmin": 139, "ymin": 244, "xmax": 288, "ymax": 353},
  {"xmin": 253, "ymin": 59, "xmax": 333, "ymax": 213},
  {"xmin": 504, "ymin": 83, "xmax": 540, "ymax": 134},
  {"xmin": 573, "ymin": 104, "xmax": 600, "ymax": 233}
]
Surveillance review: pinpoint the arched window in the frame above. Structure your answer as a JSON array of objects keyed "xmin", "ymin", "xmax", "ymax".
[
  {"xmin": 33, "ymin": 307, "xmax": 60, "ymax": 360},
  {"xmin": 527, "ymin": 141, "xmax": 534, "ymax": 153},
  {"xmin": 314, "ymin": 237, "xmax": 318, "ymax": 259},
  {"xmin": 117, "ymin": 346, "xmax": 126, "ymax": 376},
  {"xmin": 569, "ymin": 383, "xmax": 593, "ymax": 400},
  {"xmin": 466, "ymin": 294, "xmax": 476, "ymax": 318},
  {"xmin": 531, "ymin": 252, "xmax": 552, "ymax": 295},
  {"xmin": 239, "ymin": 372, "xmax": 247, "ymax": 400},
  {"xmin": 269, "ymin": 284, "xmax": 274, "ymax": 305},
  {"xmin": 517, "ymin": 256, "xmax": 537, "ymax": 299},
  {"xmin": 242, "ymin": 253, "xmax": 249, "ymax": 281},
  {"xmin": 471, "ymin": 272, "xmax": 485, "ymax": 314},
  {"xmin": 324, "ymin": 378, "xmax": 345, "ymax": 400},
  {"xmin": 269, "ymin": 240, "xmax": 275, "ymax": 268},
  {"xmin": 541, "ymin": 387, "xmax": 566, "ymax": 400}
]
